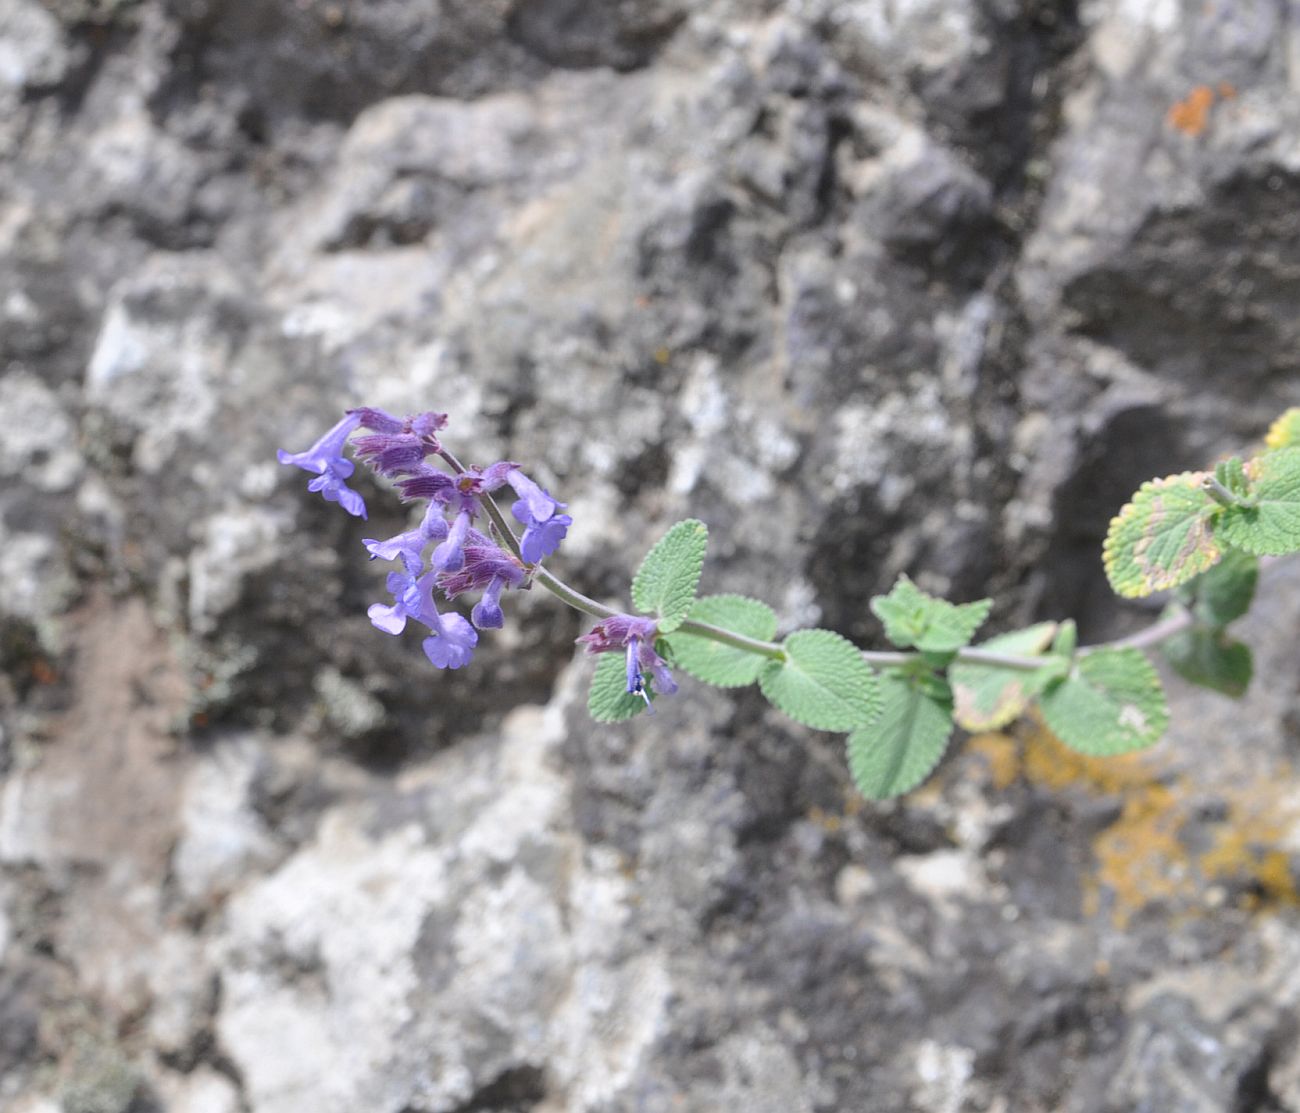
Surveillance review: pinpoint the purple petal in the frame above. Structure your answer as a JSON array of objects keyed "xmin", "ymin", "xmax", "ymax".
[
  {"xmin": 470, "ymin": 579, "xmax": 505, "ymax": 629},
  {"xmin": 519, "ymin": 513, "xmax": 571, "ymax": 564},
  {"xmin": 430, "ymin": 509, "xmax": 471, "ymax": 573},
  {"xmin": 367, "ymin": 602, "xmax": 408, "ymax": 635},
  {"xmin": 423, "ymin": 613, "xmax": 477, "ymax": 669},
  {"xmin": 507, "ymin": 468, "xmax": 564, "ymax": 524}
]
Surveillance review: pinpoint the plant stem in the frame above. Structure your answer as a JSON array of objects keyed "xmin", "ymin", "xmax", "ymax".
[
  {"xmin": 675, "ymin": 618, "xmax": 787, "ymax": 660},
  {"xmin": 434, "ymin": 446, "xmax": 1224, "ymax": 672}
]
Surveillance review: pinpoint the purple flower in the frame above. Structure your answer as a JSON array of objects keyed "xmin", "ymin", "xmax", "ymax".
[
  {"xmin": 363, "ymin": 502, "xmax": 449, "ymax": 565},
  {"xmin": 508, "ymin": 468, "xmax": 571, "ymax": 563},
  {"xmin": 278, "ymin": 413, "xmax": 367, "ymax": 519},
  {"xmin": 438, "ymin": 533, "xmax": 526, "ymax": 630},
  {"xmin": 515, "ymin": 506, "xmax": 572, "ymax": 564},
  {"xmin": 578, "ymin": 614, "xmax": 678, "ymax": 707},
  {"xmin": 411, "ymin": 573, "xmax": 478, "ymax": 669},
  {"xmin": 350, "ymin": 410, "xmax": 449, "ymax": 478},
  {"xmin": 367, "ymin": 556, "xmax": 425, "ymax": 635},
  {"xmin": 430, "ymin": 507, "xmax": 473, "ymax": 573},
  {"xmin": 423, "ymin": 612, "xmax": 478, "ymax": 670}
]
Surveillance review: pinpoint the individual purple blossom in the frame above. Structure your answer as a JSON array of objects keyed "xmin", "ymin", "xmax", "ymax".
[
  {"xmin": 367, "ymin": 563, "xmax": 477, "ymax": 669},
  {"xmin": 508, "ymin": 467, "xmax": 571, "ymax": 564},
  {"xmin": 277, "ymin": 412, "xmax": 367, "ymax": 519},
  {"xmin": 577, "ymin": 614, "xmax": 678, "ymax": 707},
  {"xmin": 430, "ymin": 507, "xmax": 473, "ymax": 573},
  {"xmin": 350, "ymin": 409, "xmax": 449, "ymax": 478},
  {"xmin": 363, "ymin": 502, "xmax": 450, "ymax": 565},
  {"xmin": 412, "ymin": 572, "xmax": 478, "ymax": 669},
  {"xmin": 367, "ymin": 555, "xmax": 424, "ymax": 635},
  {"xmin": 439, "ymin": 532, "xmax": 526, "ymax": 630}
]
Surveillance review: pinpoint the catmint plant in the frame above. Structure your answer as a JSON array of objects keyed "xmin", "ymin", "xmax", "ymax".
[{"xmin": 280, "ymin": 405, "xmax": 1300, "ymax": 797}]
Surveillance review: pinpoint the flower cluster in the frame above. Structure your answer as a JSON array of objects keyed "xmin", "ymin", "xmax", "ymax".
[
  {"xmin": 278, "ymin": 407, "xmax": 571, "ymax": 670},
  {"xmin": 577, "ymin": 614, "xmax": 678, "ymax": 709}
]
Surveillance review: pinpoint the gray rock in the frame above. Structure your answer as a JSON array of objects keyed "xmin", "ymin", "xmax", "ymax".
[{"xmin": 2, "ymin": 1, "xmax": 1300, "ymax": 1111}]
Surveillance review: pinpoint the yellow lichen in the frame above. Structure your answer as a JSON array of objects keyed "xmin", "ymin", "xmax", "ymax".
[{"xmin": 962, "ymin": 725, "xmax": 1300, "ymax": 927}]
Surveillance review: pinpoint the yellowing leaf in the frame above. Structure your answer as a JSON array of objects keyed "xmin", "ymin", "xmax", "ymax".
[{"xmin": 1103, "ymin": 472, "xmax": 1222, "ymax": 598}]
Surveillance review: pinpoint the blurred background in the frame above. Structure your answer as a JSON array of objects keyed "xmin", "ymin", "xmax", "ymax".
[{"xmin": 3, "ymin": 0, "xmax": 1300, "ymax": 1110}]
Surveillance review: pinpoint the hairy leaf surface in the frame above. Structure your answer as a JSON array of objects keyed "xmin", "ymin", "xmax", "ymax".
[
  {"xmin": 950, "ymin": 623, "xmax": 1064, "ymax": 732},
  {"xmin": 847, "ymin": 672, "xmax": 953, "ymax": 799},
  {"xmin": 631, "ymin": 519, "xmax": 708, "ymax": 632},
  {"xmin": 1103, "ymin": 473, "xmax": 1222, "ymax": 598},
  {"xmin": 759, "ymin": 630, "xmax": 880, "ymax": 732},
  {"xmin": 589, "ymin": 651, "xmax": 651, "ymax": 722},
  {"xmin": 870, "ymin": 575, "xmax": 992, "ymax": 654},
  {"xmin": 667, "ymin": 594, "xmax": 778, "ymax": 687},
  {"xmin": 1039, "ymin": 648, "xmax": 1169, "ymax": 756},
  {"xmin": 1216, "ymin": 449, "xmax": 1300, "ymax": 556}
]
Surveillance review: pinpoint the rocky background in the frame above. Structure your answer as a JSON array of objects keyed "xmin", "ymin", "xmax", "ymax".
[{"xmin": 3, "ymin": 0, "xmax": 1300, "ymax": 1110}]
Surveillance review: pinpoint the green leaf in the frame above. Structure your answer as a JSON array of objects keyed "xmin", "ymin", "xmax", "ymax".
[
  {"xmin": 588, "ymin": 651, "xmax": 652, "ymax": 722},
  {"xmin": 759, "ymin": 629, "xmax": 880, "ymax": 732},
  {"xmin": 631, "ymin": 519, "xmax": 708, "ymax": 633},
  {"xmin": 1051, "ymin": 619, "xmax": 1078, "ymax": 660},
  {"xmin": 1180, "ymin": 548, "xmax": 1258, "ymax": 628},
  {"xmin": 869, "ymin": 575, "xmax": 992, "ymax": 654},
  {"xmin": 1039, "ymin": 648, "xmax": 1169, "ymax": 756},
  {"xmin": 1215, "ymin": 448, "xmax": 1300, "ymax": 556},
  {"xmin": 1214, "ymin": 456, "xmax": 1250, "ymax": 498},
  {"xmin": 1103, "ymin": 472, "xmax": 1222, "ymax": 598},
  {"xmin": 1162, "ymin": 627, "xmax": 1252, "ymax": 698},
  {"xmin": 847, "ymin": 672, "xmax": 954, "ymax": 799},
  {"xmin": 950, "ymin": 623, "xmax": 1065, "ymax": 732},
  {"xmin": 1265, "ymin": 407, "xmax": 1300, "ymax": 451},
  {"xmin": 665, "ymin": 594, "xmax": 778, "ymax": 688}
]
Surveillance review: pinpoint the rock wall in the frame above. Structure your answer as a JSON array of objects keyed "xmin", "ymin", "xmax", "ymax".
[{"xmin": 2, "ymin": 1, "xmax": 1300, "ymax": 1111}]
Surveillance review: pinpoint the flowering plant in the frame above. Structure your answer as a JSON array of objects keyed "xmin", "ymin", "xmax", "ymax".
[{"xmin": 281, "ymin": 406, "xmax": 1300, "ymax": 797}]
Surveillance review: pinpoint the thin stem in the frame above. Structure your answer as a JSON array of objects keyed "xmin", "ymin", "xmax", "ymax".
[
  {"xmin": 1091, "ymin": 605, "xmax": 1192, "ymax": 653},
  {"xmin": 434, "ymin": 444, "xmax": 1245, "ymax": 673},
  {"xmin": 1202, "ymin": 475, "xmax": 1242, "ymax": 508},
  {"xmin": 675, "ymin": 618, "xmax": 786, "ymax": 661},
  {"xmin": 532, "ymin": 567, "xmax": 617, "ymax": 620}
]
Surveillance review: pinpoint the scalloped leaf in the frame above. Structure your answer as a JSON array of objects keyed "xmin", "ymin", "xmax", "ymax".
[
  {"xmin": 870, "ymin": 575, "xmax": 992, "ymax": 654},
  {"xmin": 847, "ymin": 672, "xmax": 954, "ymax": 799},
  {"xmin": 589, "ymin": 651, "xmax": 652, "ymax": 722},
  {"xmin": 631, "ymin": 519, "xmax": 708, "ymax": 633},
  {"xmin": 1162, "ymin": 627, "xmax": 1252, "ymax": 698},
  {"xmin": 1182, "ymin": 548, "xmax": 1257, "ymax": 628},
  {"xmin": 950, "ymin": 623, "xmax": 1064, "ymax": 732},
  {"xmin": 1265, "ymin": 408, "xmax": 1300, "ymax": 451},
  {"xmin": 1103, "ymin": 472, "xmax": 1222, "ymax": 598},
  {"xmin": 665, "ymin": 594, "xmax": 778, "ymax": 688},
  {"xmin": 1039, "ymin": 648, "xmax": 1169, "ymax": 756},
  {"xmin": 1215, "ymin": 448, "xmax": 1300, "ymax": 556},
  {"xmin": 759, "ymin": 629, "xmax": 880, "ymax": 732}
]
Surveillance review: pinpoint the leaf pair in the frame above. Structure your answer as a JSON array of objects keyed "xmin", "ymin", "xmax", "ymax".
[{"xmin": 1104, "ymin": 447, "xmax": 1300, "ymax": 599}]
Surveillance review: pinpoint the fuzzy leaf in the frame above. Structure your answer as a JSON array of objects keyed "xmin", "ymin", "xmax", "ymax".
[
  {"xmin": 1181, "ymin": 548, "xmax": 1258, "ymax": 628},
  {"xmin": 870, "ymin": 576, "xmax": 992, "ymax": 654},
  {"xmin": 847, "ymin": 672, "xmax": 954, "ymax": 799},
  {"xmin": 1039, "ymin": 648, "xmax": 1169, "ymax": 756},
  {"xmin": 1215, "ymin": 448, "xmax": 1300, "ymax": 556},
  {"xmin": 1265, "ymin": 408, "xmax": 1300, "ymax": 451},
  {"xmin": 950, "ymin": 623, "xmax": 1065, "ymax": 732},
  {"xmin": 589, "ymin": 651, "xmax": 651, "ymax": 722},
  {"xmin": 759, "ymin": 629, "xmax": 880, "ymax": 732},
  {"xmin": 1162, "ymin": 627, "xmax": 1252, "ymax": 698},
  {"xmin": 1103, "ymin": 472, "xmax": 1222, "ymax": 598},
  {"xmin": 666, "ymin": 594, "xmax": 778, "ymax": 687},
  {"xmin": 631, "ymin": 519, "xmax": 708, "ymax": 633}
]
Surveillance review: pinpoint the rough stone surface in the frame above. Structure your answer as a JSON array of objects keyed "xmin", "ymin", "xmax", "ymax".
[{"xmin": 2, "ymin": 1, "xmax": 1300, "ymax": 1111}]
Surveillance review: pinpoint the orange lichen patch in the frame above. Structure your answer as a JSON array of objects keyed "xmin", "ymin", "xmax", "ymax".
[
  {"xmin": 1218, "ymin": 82, "xmax": 1237, "ymax": 99},
  {"xmin": 967, "ymin": 732, "xmax": 1020, "ymax": 790},
  {"xmin": 965, "ymin": 726, "xmax": 1300, "ymax": 926},
  {"xmin": 1087, "ymin": 782, "xmax": 1191, "ymax": 924},
  {"xmin": 808, "ymin": 805, "xmax": 844, "ymax": 834},
  {"xmin": 1168, "ymin": 85, "xmax": 1217, "ymax": 136}
]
